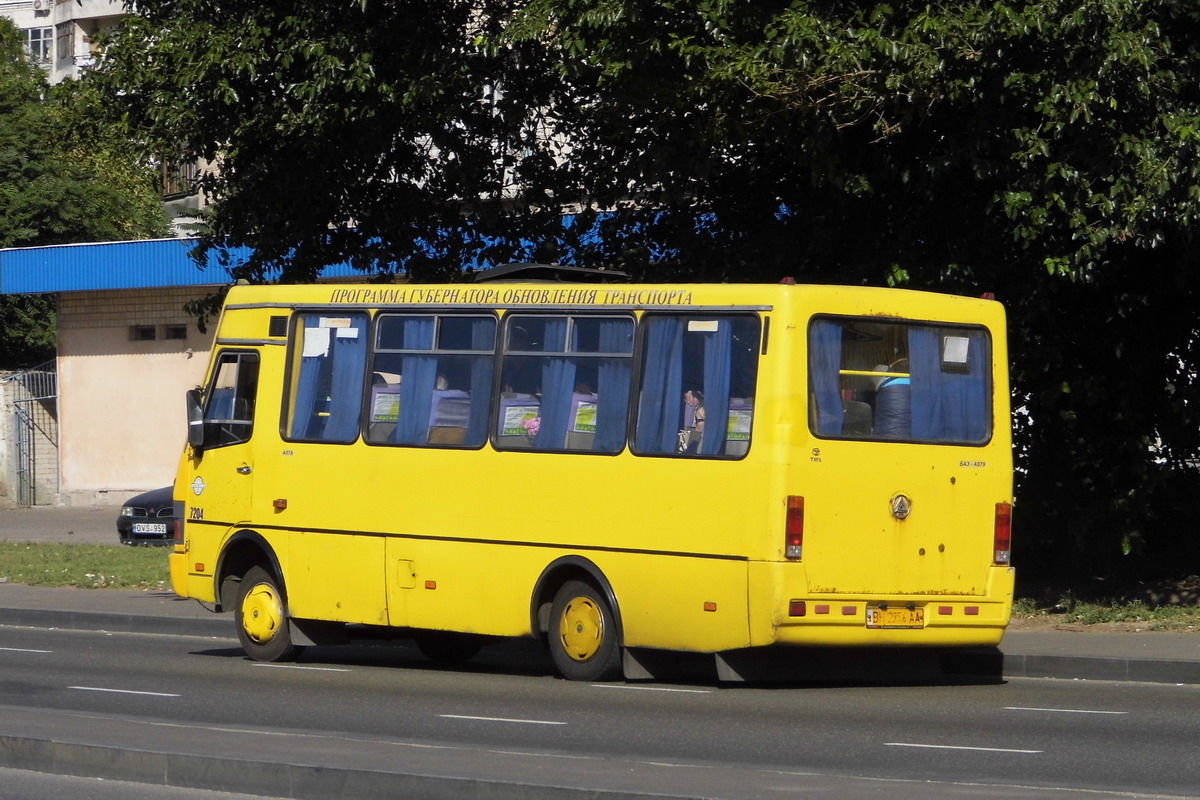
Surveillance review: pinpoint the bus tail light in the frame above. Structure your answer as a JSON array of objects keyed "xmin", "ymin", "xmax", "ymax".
[
  {"xmin": 173, "ymin": 517, "xmax": 184, "ymax": 546},
  {"xmin": 993, "ymin": 502, "xmax": 1012, "ymax": 565},
  {"xmin": 785, "ymin": 495, "xmax": 804, "ymax": 560}
]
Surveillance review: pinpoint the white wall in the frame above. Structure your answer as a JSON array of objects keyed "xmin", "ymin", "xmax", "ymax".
[{"xmin": 55, "ymin": 287, "xmax": 215, "ymax": 504}]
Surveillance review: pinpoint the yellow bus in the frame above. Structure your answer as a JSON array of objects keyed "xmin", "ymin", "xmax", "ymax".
[{"xmin": 170, "ymin": 268, "xmax": 1013, "ymax": 681}]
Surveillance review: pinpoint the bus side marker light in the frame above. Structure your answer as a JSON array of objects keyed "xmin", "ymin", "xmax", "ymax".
[
  {"xmin": 814, "ymin": 604, "xmax": 830, "ymax": 615},
  {"xmin": 273, "ymin": 498, "xmax": 288, "ymax": 510},
  {"xmin": 195, "ymin": 563, "xmax": 205, "ymax": 573},
  {"xmin": 994, "ymin": 502, "xmax": 1013, "ymax": 565},
  {"xmin": 785, "ymin": 496, "xmax": 804, "ymax": 559},
  {"xmin": 965, "ymin": 606, "xmax": 979, "ymax": 616},
  {"xmin": 704, "ymin": 602, "xmax": 718, "ymax": 612},
  {"xmin": 938, "ymin": 606, "xmax": 953, "ymax": 616},
  {"xmin": 841, "ymin": 606, "xmax": 856, "ymax": 616},
  {"xmin": 425, "ymin": 580, "xmax": 437, "ymax": 590},
  {"xmin": 788, "ymin": 601, "xmax": 806, "ymax": 617}
]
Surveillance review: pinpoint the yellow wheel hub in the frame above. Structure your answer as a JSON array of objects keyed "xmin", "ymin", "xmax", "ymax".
[
  {"xmin": 559, "ymin": 596, "xmax": 604, "ymax": 662},
  {"xmin": 241, "ymin": 582, "xmax": 283, "ymax": 644}
]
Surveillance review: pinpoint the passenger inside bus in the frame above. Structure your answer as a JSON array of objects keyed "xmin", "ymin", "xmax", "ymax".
[{"xmin": 678, "ymin": 388, "xmax": 705, "ymax": 454}]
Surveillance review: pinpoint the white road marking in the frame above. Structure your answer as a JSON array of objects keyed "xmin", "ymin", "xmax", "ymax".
[
  {"xmin": 441, "ymin": 714, "xmax": 566, "ymax": 726},
  {"xmin": 885, "ymin": 742, "xmax": 1043, "ymax": 754},
  {"xmin": 0, "ymin": 647, "xmax": 52, "ymax": 653},
  {"xmin": 1005, "ymin": 706, "xmax": 1128, "ymax": 715},
  {"xmin": 591, "ymin": 684, "xmax": 711, "ymax": 694},
  {"xmin": 252, "ymin": 663, "xmax": 352, "ymax": 672},
  {"xmin": 69, "ymin": 686, "xmax": 181, "ymax": 698}
]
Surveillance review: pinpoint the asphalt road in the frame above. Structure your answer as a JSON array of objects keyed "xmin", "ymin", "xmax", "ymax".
[
  {"xmin": 2, "ymin": 623, "xmax": 1199, "ymax": 799},
  {"xmin": 0, "ymin": 767, "xmax": 281, "ymax": 800}
]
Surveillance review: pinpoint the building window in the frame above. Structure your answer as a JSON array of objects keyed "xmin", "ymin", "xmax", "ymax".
[
  {"xmin": 164, "ymin": 325, "xmax": 188, "ymax": 341},
  {"xmin": 161, "ymin": 158, "xmax": 200, "ymax": 199},
  {"xmin": 130, "ymin": 325, "xmax": 156, "ymax": 342},
  {"xmin": 25, "ymin": 28, "xmax": 52, "ymax": 64},
  {"xmin": 55, "ymin": 22, "xmax": 73, "ymax": 63}
]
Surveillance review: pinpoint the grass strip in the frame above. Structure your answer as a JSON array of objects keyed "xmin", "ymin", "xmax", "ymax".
[{"xmin": 0, "ymin": 541, "xmax": 170, "ymax": 590}]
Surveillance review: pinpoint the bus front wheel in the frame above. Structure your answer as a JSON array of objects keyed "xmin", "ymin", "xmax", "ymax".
[
  {"xmin": 235, "ymin": 566, "xmax": 304, "ymax": 662},
  {"xmin": 549, "ymin": 579, "xmax": 622, "ymax": 681}
]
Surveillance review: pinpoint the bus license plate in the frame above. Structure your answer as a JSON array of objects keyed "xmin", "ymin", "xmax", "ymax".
[
  {"xmin": 133, "ymin": 523, "xmax": 168, "ymax": 534},
  {"xmin": 866, "ymin": 606, "xmax": 924, "ymax": 629}
]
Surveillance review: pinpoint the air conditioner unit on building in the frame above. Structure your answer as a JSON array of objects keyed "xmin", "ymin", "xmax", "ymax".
[{"xmin": 32, "ymin": 0, "xmax": 52, "ymax": 12}]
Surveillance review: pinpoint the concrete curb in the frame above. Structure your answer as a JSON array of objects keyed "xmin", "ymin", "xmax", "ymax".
[
  {"xmin": 0, "ymin": 735, "xmax": 649, "ymax": 800},
  {"xmin": 0, "ymin": 606, "xmax": 229, "ymax": 639},
  {"xmin": 995, "ymin": 652, "xmax": 1200, "ymax": 685}
]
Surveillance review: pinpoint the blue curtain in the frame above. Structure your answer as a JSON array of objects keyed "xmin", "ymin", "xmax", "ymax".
[
  {"xmin": 465, "ymin": 318, "xmax": 495, "ymax": 447},
  {"xmin": 594, "ymin": 319, "xmax": 633, "ymax": 452},
  {"xmin": 322, "ymin": 316, "xmax": 369, "ymax": 442},
  {"xmin": 292, "ymin": 323, "xmax": 327, "ymax": 438},
  {"xmin": 393, "ymin": 317, "xmax": 438, "ymax": 444},
  {"xmin": 699, "ymin": 321, "xmax": 732, "ymax": 455},
  {"xmin": 534, "ymin": 318, "xmax": 576, "ymax": 449},
  {"xmin": 634, "ymin": 318, "xmax": 684, "ymax": 453},
  {"xmin": 810, "ymin": 320, "xmax": 844, "ymax": 436},
  {"xmin": 910, "ymin": 329, "xmax": 988, "ymax": 442}
]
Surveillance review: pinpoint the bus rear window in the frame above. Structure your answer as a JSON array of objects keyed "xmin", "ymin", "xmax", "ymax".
[{"xmin": 809, "ymin": 317, "xmax": 991, "ymax": 445}]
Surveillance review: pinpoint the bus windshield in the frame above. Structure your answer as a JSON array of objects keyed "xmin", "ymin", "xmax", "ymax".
[{"xmin": 809, "ymin": 316, "xmax": 992, "ymax": 445}]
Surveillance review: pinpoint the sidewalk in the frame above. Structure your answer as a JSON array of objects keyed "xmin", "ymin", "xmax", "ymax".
[{"xmin": 2, "ymin": 505, "xmax": 1199, "ymax": 684}]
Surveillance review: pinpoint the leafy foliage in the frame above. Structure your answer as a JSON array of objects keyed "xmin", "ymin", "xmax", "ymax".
[
  {"xmin": 93, "ymin": 0, "xmax": 576, "ymax": 282},
  {"xmin": 96, "ymin": 1, "xmax": 1200, "ymax": 582},
  {"xmin": 0, "ymin": 19, "xmax": 169, "ymax": 369}
]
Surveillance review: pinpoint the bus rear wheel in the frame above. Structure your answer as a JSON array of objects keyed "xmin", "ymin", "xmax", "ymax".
[
  {"xmin": 235, "ymin": 566, "xmax": 303, "ymax": 662},
  {"xmin": 549, "ymin": 579, "xmax": 622, "ymax": 681}
]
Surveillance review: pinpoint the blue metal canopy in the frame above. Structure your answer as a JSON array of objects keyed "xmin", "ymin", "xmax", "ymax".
[{"xmin": 0, "ymin": 238, "xmax": 359, "ymax": 295}]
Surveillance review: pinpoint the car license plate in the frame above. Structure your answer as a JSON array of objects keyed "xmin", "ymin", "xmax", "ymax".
[
  {"xmin": 132, "ymin": 522, "xmax": 168, "ymax": 534},
  {"xmin": 866, "ymin": 606, "xmax": 924, "ymax": 629}
]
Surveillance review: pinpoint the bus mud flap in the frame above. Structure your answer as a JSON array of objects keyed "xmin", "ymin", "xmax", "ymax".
[
  {"xmin": 289, "ymin": 618, "xmax": 349, "ymax": 647},
  {"xmin": 624, "ymin": 647, "xmax": 720, "ymax": 682}
]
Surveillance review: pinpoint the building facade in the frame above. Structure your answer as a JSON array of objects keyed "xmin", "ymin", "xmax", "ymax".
[
  {"xmin": 2, "ymin": 0, "xmax": 123, "ymax": 84},
  {"xmin": 0, "ymin": 238, "xmax": 357, "ymax": 507}
]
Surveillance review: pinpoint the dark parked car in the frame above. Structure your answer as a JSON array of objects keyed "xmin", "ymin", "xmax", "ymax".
[{"xmin": 117, "ymin": 486, "xmax": 175, "ymax": 545}]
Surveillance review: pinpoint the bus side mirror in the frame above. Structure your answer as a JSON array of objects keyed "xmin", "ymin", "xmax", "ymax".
[{"xmin": 187, "ymin": 389, "xmax": 206, "ymax": 451}]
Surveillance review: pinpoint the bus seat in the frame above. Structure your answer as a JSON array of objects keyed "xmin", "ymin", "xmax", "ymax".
[
  {"xmin": 842, "ymin": 400, "xmax": 873, "ymax": 436},
  {"xmin": 724, "ymin": 440, "xmax": 749, "ymax": 457},
  {"xmin": 566, "ymin": 431, "xmax": 595, "ymax": 450},
  {"xmin": 428, "ymin": 426, "xmax": 467, "ymax": 445},
  {"xmin": 873, "ymin": 379, "xmax": 911, "ymax": 438},
  {"xmin": 368, "ymin": 421, "xmax": 396, "ymax": 441}
]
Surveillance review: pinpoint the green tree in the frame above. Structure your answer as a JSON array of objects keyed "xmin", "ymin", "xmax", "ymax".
[
  {"xmin": 0, "ymin": 19, "xmax": 169, "ymax": 369},
  {"xmin": 506, "ymin": 0, "xmax": 1200, "ymax": 585},
  {"xmin": 97, "ymin": 1, "xmax": 1200, "ymax": 584},
  {"xmin": 93, "ymin": 0, "xmax": 573, "ymax": 284}
]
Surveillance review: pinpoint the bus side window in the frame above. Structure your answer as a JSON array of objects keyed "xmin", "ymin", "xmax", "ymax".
[
  {"xmin": 203, "ymin": 351, "xmax": 259, "ymax": 448},
  {"xmin": 366, "ymin": 314, "xmax": 496, "ymax": 448},
  {"xmin": 284, "ymin": 313, "xmax": 369, "ymax": 443},
  {"xmin": 633, "ymin": 314, "xmax": 760, "ymax": 458},
  {"xmin": 495, "ymin": 315, "xmax": 633, "ymax": 453}
]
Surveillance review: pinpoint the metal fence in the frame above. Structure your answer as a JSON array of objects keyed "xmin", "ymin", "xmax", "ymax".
[{"xmin": 3, "ymin": 360, "xmax": 59, "ymax": 506}]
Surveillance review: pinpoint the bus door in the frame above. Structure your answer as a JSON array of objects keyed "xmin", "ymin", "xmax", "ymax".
[
  {"xmin": 805, "ymin": 315, "xmax": 1005, "ymax": 599},
  {"xmin": 273, "ymin": 311, "xmax": 389, "ymax": 627},
  {"xmin": 189, "ymin": 349, "xmax": 262, "ymax": 532}
]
